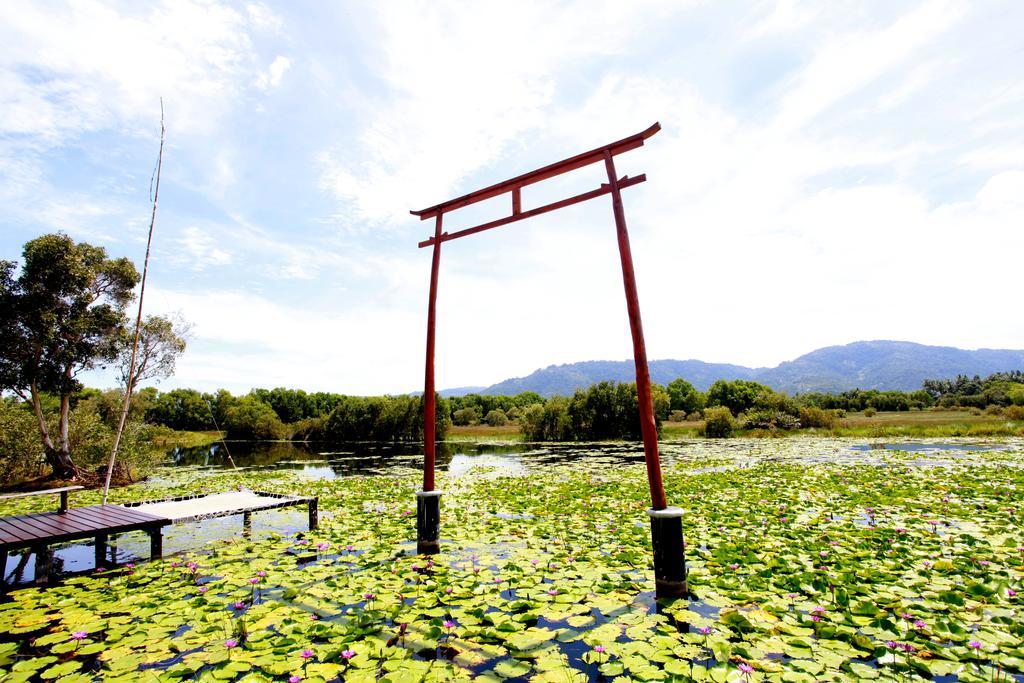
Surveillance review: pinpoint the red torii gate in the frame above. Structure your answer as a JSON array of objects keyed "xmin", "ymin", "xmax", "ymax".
[{"xmin": 411, "ymin": 123, "xmax": 686, "ymax": 598}]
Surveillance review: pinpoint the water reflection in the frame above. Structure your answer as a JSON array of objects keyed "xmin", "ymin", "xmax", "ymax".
[{"xmin": 165, "ymin": 440, "xmax": 633, "ymax": 479}]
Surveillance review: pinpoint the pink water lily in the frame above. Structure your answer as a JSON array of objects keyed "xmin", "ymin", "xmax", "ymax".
[
  {"xmin": 70, "ymin": 631, "xmax": 88, "ymax": 641},
  {"xmin": 341, "ymin": 649, "xmax": 355, "ymax": 659},
  {"xmin": 300, "ymin": 649, "xmax": 314, "ymax": 660},
  {"xmin": 225, "ymin": 639, "xmax": 238, "ymax": 649}
]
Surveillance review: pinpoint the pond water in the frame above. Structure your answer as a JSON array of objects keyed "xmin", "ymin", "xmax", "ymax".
[
  {"xmin": 3, "ymin": 438, "xmax": 1014, "ymax": 586},
  {"xmin": 3, "ymin": 437, "xmax": 1022, "ymax": 682}
]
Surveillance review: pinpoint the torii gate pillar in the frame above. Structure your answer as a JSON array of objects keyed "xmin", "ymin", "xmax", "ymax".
[{"xmin": 412, "ymin": 123, "xmax": 687, "ymax": 598}]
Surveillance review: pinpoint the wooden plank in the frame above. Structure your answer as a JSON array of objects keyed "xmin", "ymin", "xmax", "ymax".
[
  {"xmin": 73, "ymin": 506, "xmax": 142, "ymax": 526},
  {"xmin": 0, "ymin": 485, "xmax": 84, "ymax": 501},
  {"xmin": 15, "ymin": 509, "xmax": 104, "ymax": 533},
  {"xmin": 98, "ymin": 505, "xmax": 167, "ymax": 523},
  {"xmin": 70, "ymin": 507, "xmax": 151, "ymax": 532},
  {"xmin": 419, "ymin": 175, "xmax": 647, "ymax": 248},
  {"xmin": 410, "ymin": 123, "xmax": 660, "ymax": 219},
  {"xmin": 2, "ymin": 515, "xmax": 70, "ymax": 539},
  {"xmin": 74, "ymin": 505, "xmax": 165, "ymax": 527},
  {"xmin": 0, "ymin": 507, "xmax": 171, "ymax": 552},
  {"xmin": 5, "ymin": 513, "xmax": 96, "ymax": 539},
  {"xmin": 0, "ymin": 520, "xmax": 38, "ymax": 544},
  {"xmin": 78, "ymin": 509, "xmax": 169, "ymax": 533},
  {"xmin": 60, "ymin": 508, "xmax": 128, "ymax": 532},
  {"xmin": 30, "ymin": 509, "xmax": 117, "ymax": 534}
]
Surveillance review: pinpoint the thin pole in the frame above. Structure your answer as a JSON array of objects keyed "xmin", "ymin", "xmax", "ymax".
[
  {"xmin": 206, "ymin": 400, "xmax": 238, "ymax": 470},
  {"xmin": 603, "ymin": 150, "xmax": 667, "ymax": 510},
  {"xmin": 102, "ymin": 99, "xmax": 164, "ymax": 505},
  {"xmin": 422, "ymin": 213, "xmax": 443, "ymax": 491}
]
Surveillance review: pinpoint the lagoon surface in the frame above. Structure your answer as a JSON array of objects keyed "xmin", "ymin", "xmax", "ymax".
[
  {"xmin": 2, "ymin": 437, "xmax": 1022, "ymax": 682},
  {"xmin": 6, "ymin": 437, "xmax": 1018, "ymax": 585}
]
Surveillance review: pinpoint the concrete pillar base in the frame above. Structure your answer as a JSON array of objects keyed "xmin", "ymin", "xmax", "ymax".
[
  {"xmin": 648, "ymin": 506, "xmax": 687, "ymax": 599},
  {"xmin": 416, "ymin": 490, "xmax": 442, "ymax": 555}
]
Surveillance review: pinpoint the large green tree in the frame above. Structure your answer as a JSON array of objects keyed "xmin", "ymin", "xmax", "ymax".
[{"xmin": 0, "ymin": 234, "xmax": 139, "ymax": 479}]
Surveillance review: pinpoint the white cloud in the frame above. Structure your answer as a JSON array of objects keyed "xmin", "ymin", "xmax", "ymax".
[
  {"xmin": 318, "ymin": 0, "xmax": 686, "ymax": 226},
  {"xmin": 176, "ymin": 226, "xmax": 233, "ymax": 270},
  {"xmin": 0, "ymin": 0, "xmax": 275, "ymax": 140},
  {"xmin": 139, "ymin": 287, "xmax": 422, "ymax": 394},
  {"xmin": 255, "ymin": 55, "xmax": 291, "ymax": 90},
  {"xmin": 773, "ymin": 1, "xmax": 963, "ymax": 132},
  {"xmin": 16, "ymin": 1, "xmax": 1024, "ymax": 395}
]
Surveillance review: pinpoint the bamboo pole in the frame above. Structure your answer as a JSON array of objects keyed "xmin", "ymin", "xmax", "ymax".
[{"xmin": 102, "ymin": 100, "xmax": 164, "ymax": 505}]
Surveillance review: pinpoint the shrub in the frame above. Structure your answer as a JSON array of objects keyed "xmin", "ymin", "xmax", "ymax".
[
  {"xmin": 314, "ymin": 394, "xmax": 449, "ymax": 442},
  {"xmin": 1004, "ymin": 405, "xmax": 1024, "ymax": 421},
  {"xmin": 484, "ymin": 409, "xmax": 509, "ymax": 426},
  {"xmin": 224, "ymin": 396, "xmax": 288, "ymax": 440},
  {"xmin": 668, "ymin": 410, "xmax": 688, "ymax": 422},
  {"xmin": 0, "ymin": 400, "xmax": 46, "ymax": 487},
  {"xmin": 863, "ymin": 407, "xmax": 877, "ymax": 417},
  {"xmin": 740, "ymin": 410, "xmax": 801, "ymax": 431},
  {"xmin": 984, "ymin": 405, "xmax": 1004, "ymax": 416},
  {"xmin": 520, "ymin": 398, "xmax": 572, "ymax": 441},
  {"xmin": 666, "ymin": 378, "xmax": 706, "ymax": 414},
  {"xmin": 798, "ymin": 406, "xmax": 839, "ymax": 430},
  {"xmin": 706, "ymin": 380, "xmax": 775, "ymax": 416},
  {"xmin": 452, "ymin": 408, "xmax": 479, "ymax": 426},
  {"xmin": 701, "ymin": 407, "xmax": 734, "ymax": 438}
]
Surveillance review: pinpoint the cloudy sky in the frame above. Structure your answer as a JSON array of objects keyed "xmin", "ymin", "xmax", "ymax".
[{"xmin": 2, "ymin": 1, "xmax": 1022, "ymax": 395}]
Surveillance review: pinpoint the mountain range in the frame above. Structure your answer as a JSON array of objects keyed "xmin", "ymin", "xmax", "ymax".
[{"xmin": 439, "ymin": 341, "xmax": 1024, "ymax": 397}]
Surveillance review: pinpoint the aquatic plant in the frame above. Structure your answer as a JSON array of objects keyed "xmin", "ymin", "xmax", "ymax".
[{"xmin": 0, "ymin": 438, "xmax": 1021, "ymax": 681}]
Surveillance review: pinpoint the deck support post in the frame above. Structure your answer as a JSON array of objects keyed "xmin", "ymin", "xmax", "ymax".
[
  {"xmin": 94, "ymin": 534, "xmax": 107, "ymax": 569},
  {"xmin": 648, "ymin": 507, "xmax": 687, "ymax": 599},
  {"xmin": 149, "ymin": 529, "xmax": 163, "ymax": 560},
  {"xmin": 242, "ymin": 511, "xmax": 252, "ymax": 537},
  {"xmin": 59, "ymin": 491, "xmax": 70, "ymax": 513},
  {"xmin": 0, "ymin": 547, "xmax": 8, "ymax": 591},
  {"xmin": 307, "ymin": 498, "xmax": 319, "ymax": 530},
  {"xmin": 416, "ymin": 490, "xmax": 441, "ymax": 555},
  {"xmin": 33, "ymin": 545, "xmax": 50, "ymax": 585}
]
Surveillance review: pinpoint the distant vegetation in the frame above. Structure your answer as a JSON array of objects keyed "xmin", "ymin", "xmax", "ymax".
[{"xmin": 145, "ymin": 387, "xmax": 451, "ymax": 443}]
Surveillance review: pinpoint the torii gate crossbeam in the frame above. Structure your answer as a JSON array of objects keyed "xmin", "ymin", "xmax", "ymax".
[{"xmin": 411, "ymin": 122, "xmax": 687, "ymax": 598}]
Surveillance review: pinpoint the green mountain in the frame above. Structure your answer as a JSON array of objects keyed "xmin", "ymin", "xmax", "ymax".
[{"xmin": 457, "ymin": 341, "xmax": 1024, "ymax": 397}]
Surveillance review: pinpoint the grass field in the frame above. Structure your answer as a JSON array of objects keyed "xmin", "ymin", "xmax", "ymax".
[{"xmin": 454, "ymin": 410, "xmax": 1024, "ymax": 442}]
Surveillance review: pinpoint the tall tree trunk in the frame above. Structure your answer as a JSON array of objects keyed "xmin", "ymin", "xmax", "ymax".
[{"xmin": 30, "ymin": 383, "xmax": 79, "ymax": 480}]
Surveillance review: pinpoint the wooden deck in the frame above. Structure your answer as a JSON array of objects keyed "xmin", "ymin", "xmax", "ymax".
[
  {"xmin": 1, "ymin": 489, "xmax": 318, "ymax": 590},
  {"xmin": 0, "ymin": 505, "xmax": 169, "ymax": 589}
]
